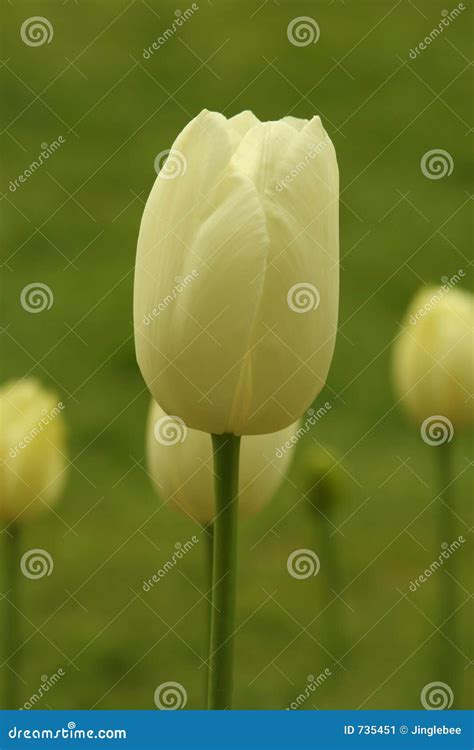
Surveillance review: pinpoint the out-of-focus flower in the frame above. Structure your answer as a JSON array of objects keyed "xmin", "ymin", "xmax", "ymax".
[
  {"xmin": 146, "ymin": 400, "xmax": 297, "ymax": 524},
  {"xmin": 295, "ymin": 443, "xmax": 344, "ymax": 513},
  {"xmin": 0, "ymin": 379, "xmax": 67, "ymax": 523},
  {"xmin": 393, "ymin": 287, "xmax": 473, "ymax": 427},
  {"xmin": 134, "ymin": 109, "xmax": 339, "ymax": 436}
]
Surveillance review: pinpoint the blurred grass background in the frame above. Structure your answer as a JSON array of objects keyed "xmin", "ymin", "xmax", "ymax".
[{"xmin": 1, "ymin": 0, "xmax": 472, "ymax": 710}]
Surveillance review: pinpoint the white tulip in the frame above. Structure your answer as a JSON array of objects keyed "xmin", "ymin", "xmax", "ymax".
[
  {"xmin": 134, "ymin": 109, "xmax": 339, "ymax": 435},
  {"xmin": 146, "ymin": 399, "xmax": 297, "ymax": 524}
]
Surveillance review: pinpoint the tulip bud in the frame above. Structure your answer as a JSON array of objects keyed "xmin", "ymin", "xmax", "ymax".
[
  {"xmin": 393, "ymin": 287, "xmax": 473, "ymax": 427},
  {"xmin": 0, "ymin": 379, "xmax": 67, "ymax": 523},
  {"xmin": 146, "ymin": 399, "xmax": 297, "ymax": 524},
  {"xmin": 295, "ymin": 443, "xmax": 344, "ymax": 514},
  {"xmin": 134, "ymin": 109, "xmax": 339, "ymax": 436}
]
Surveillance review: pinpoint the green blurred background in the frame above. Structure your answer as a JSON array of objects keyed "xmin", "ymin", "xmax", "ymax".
[{"xmin": 1, "ymin": 0, "xmax": 472, "ymax": 710}]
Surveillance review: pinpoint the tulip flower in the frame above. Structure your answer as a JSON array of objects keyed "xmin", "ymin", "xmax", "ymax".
[
  {"xmin": 393, "ymin": 286, "xmax": 473, "ymax": 427},
  {"xmin": 393, "ymin": 286, "xmax": 473, "ymax": 703},
  {"xmin": 0, "ymin": 378, "xmax": 67, "ymax": 709},
  {"xmin": 146, "ymin": 400, "xmax": 296, "ymax": 525},
  {"xmin": 134, "ymin": 109, "xmax": 339, "ymax": 709},
  {"xmin": 134, "ymin": 109, "xmax": 339, "ymax": 437}
]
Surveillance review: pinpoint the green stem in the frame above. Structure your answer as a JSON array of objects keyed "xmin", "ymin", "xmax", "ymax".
[
  {"xmin": 436, "ymin": 441, "xmax": 456, "ymax": 699},
  {"xmin": 3, "ymin": 524, "xmax": 21, "ymax": 709},
  {"xmin": 202, "ymin": 522, "xmax": 214, "ymax": 707},
  {"xmin": 207, "ymin": 434, "xmax": 240, "ymax": 710}
]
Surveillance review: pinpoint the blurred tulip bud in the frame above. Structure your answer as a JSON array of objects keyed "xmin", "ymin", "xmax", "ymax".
[
  {"xmin": 295, "ymin": 443, "xmax": 344, "ymax": 514},
  {"xmin": 0, "ymin": 379, "xmax": 67, "ymax": 524},
  {"xmin": 134, "ymin": 109, "xmax": 339, "ymax": 436},
  {"xmin": 146, "ymin": 400, "xmax": 298, "ymax": 524},
  {"xmin": 393, "ymin": 287, "xmax": 473, "ymax": 427}
]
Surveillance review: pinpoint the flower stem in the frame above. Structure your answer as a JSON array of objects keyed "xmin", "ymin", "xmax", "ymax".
[
  {"xmin": 3, "ymin": 523, "xmax": 21, "ymax": 709},
  {"xmin": 202, "ymin": 522, "xmax": 214, "ymax": 707},
  {"xmin": 207, "ymin": 433, "xmax": 240, "ymax": 710},
  {"xmin": 436, "ymin": 441, "xmax": 456, "ymax": 699}
]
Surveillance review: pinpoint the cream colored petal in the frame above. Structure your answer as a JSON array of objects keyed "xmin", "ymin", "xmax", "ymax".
[
  {"xmin": 228, "ymin": 118, "xmax": 339, "ymax": 433},
  {"xmin": 281, "ymin": 115, "xmax": 310, "ymax": 131},
  {"xmin": 227, "ymin": 110, "xmax": 261, "ymax": 138}
]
